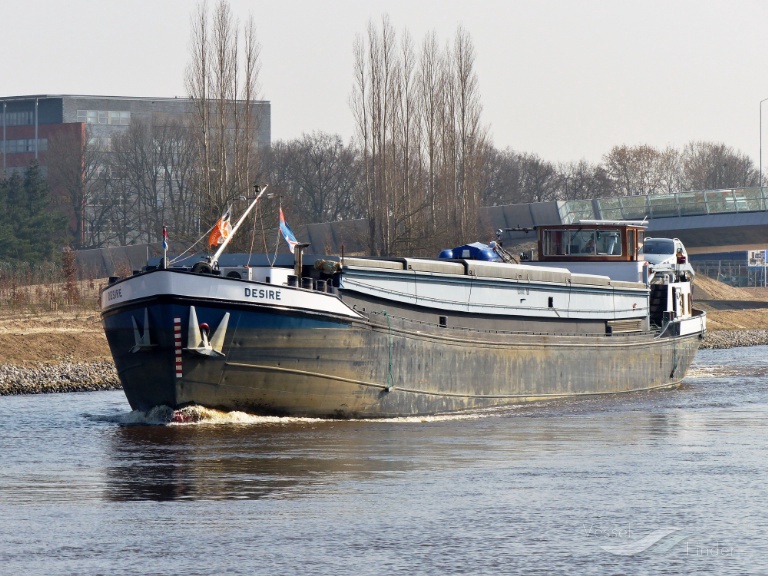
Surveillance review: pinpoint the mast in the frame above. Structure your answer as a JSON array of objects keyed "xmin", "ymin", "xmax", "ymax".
[{"xmin": 211, "ymin": 184, "xmax": 268, "ymax": 265}]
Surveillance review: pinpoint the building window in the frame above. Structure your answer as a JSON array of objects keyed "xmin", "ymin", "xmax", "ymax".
[
  {"xmin": 0, "ymin": 138, "xmax": 47, "ymax": 153},
  {"xmin": 108, "ymin": 111, "xmax": 130, "ymax": 125},
  {"xmin": 77, "ymin": 109, "xmax": 131, "ymax": 125},
  {"xmin": 87, "ymin": 136, "xmax": 112, "ymax": 151},
  {"xmin": 0, "ymin": 110, "xmax": 34, "ymax": 126}
]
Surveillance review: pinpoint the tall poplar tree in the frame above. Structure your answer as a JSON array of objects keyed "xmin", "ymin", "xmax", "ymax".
[{"xmin": 185, "ymin": 0, "xmax": 264, "ymax": 244}]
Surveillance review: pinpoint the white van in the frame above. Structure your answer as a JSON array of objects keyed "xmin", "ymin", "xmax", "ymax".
[{"xmin": 641, "ymin": 237, "xmax": 695, "ymax": 282}]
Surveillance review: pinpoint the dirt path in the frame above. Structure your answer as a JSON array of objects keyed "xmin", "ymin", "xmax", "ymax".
[
  {"xmin": 693, "ymin": 275, "xmax": 768, "ymax": 330},
  {"xmin": 0, "ymin": 310, "xmax": 111, "ymax": 366}
]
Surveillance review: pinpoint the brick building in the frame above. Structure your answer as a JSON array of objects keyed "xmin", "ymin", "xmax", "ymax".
[
  {"xmin": 1, "ymin": 94, "xmax": 271, "ymax": 247},
  {"xmin": 1, "ymin": 94, "xmax": 271, "ymax": 174}
]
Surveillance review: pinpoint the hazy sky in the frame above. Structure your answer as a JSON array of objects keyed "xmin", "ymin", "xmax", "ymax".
[{"xmin": 5, "ymin": 0, "xmax": 768, "ymax": 165}]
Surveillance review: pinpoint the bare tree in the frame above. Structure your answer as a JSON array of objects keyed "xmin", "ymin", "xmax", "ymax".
[
  {"xmin": 394, "ymin": 28, "xmax": 417, "ymax": 253},
  {"xmin": 418, "ymin": 31, "xmax": 442, "ymax": 232},
  {"xmin": 265, "ymin": 133, "xmax": 361, "ymax": 224},
  {"xmin": 185, "ymin": 0, "xmax": 264, "ymax": 236},
  {"xmin": 350, "ymin": 18, "xmax": 489, "ymax": 254},
  {"xmin": 238, "ymin": 15, "xmax": 262, "ymax": 195},
  {"xmin": 351, "ymin": 15, "xmax": 398, "ymax": 254},
  {"xmin": 376, "ymin": 15, "xmax": 396, "ymax": 254},
  {"xmin": 600, "ymin": 142, "xmax": 757, "ymax": 197},
  {"xmin": 603, "ymin": 144, "xmax": 667, "ymax": 196},
  {"xmin": 186, "ymin": 2, "xmax": 212, "ymax": 217},
  {"xmin": 46, "ymin": 125, "xmax": 107, "ymax": 248},
  {"xmin": 655, "ymin": 146, "xmax": 683, "ymax": 193},
  {"xmin": 517, "ymin": 153, "xmax": 559, "ymax": 202},
  {"xmin": 350, "ymin": 32, "xmax": 375, "ymax": 252},
  {"xmin": 437, "ymin": 41, "xmax": 457, "ymax": 235},
  {"xmin": 85, "ymin": 168, "xmax": 125, "ymax": 247},
  {"xmin": 481, "ymin": 147, "xmax": 520, "ymax": 206},
  {"xmin": 112, "ymin": 121, "xmax": 160, "ymax": 243},
  {"xmin": 556, "ymin": 159, "xmax": 612, "ymax": 200},
  {"xmin": 681, "ymin": 141, "xmax": 759, "ymax": 190},
  {"xmin": 154, "ymin": 121, "xmax": 202, "ymax": 242},
  {"xmin": 453, "ymin": 26, "xmax": 486, "ymax": 240}
]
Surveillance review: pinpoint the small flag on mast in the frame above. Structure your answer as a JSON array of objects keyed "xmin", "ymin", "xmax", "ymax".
[
  {"xmin": 208, "ymin": 206, "xmax": 232, "ymax": 248},
  {"xmin": 279, "ymin": 208, "xmax": 299, "ymax": 254},
  {"xmin": 162, "ymin": 225, "xmax": 168, "ymax": 269}
]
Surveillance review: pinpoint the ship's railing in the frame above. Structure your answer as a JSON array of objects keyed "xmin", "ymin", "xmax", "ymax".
[{"xmin": 558, "ymin": 187, "xmax": 768, "ymax": 224}]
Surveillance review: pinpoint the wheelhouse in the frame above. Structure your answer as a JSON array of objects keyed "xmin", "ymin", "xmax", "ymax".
[{"xmin": 538, "ymin": 222, "xmax": 646, "ymax": 263}]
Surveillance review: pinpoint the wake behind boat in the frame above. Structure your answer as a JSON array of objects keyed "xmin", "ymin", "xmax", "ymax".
[{"xmin": 100, "ymin": 188, "xmax": 706, "ymax": 418}]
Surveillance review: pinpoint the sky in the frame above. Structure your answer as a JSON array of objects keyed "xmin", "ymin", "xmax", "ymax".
[{"xmin": 5, "ymin": 0, "xmax": 768, "ymax": 165}]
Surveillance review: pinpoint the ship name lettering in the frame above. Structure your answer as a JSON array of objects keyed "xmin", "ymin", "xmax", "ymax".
[
  {"xmin": 244, "ymin": 287, "xmax": 282, "ymax": 301},
  {"xmin": 107, "ymin": 288, "xmax": 122, "ymax": 301}
]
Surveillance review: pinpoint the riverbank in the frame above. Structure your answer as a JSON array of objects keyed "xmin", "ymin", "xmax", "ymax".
[
  {"xmin": 0, "ymin": 309, "xmax": 119, "ymax": 395},
  {"xmin": 700, "ymin": 329, "xmax": 768, "ymax": 349},
  {"xmin": 0, "ymin": 361, "xmax": 118, "ymax": 395},
  {"xmin": 1, "ymin": 273, "xmax": 767, "ymax": 395}
]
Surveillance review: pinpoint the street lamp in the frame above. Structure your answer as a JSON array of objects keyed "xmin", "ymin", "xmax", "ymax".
[
  {"xmin": 760, "ymin": 97, "xmax": 768, "ymax": 190},
  {"xmin": 761, "ymin": 98, "xmax": 768, "ymax": 286}
]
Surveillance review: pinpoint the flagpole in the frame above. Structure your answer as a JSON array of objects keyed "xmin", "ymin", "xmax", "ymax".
[
  {"xmin": 162, "ymin": 225, "xmax": 168, "ymax": 269},
  {"xmin": 211, "ymin": 184, "xmax": 268, "ymax": 265}
]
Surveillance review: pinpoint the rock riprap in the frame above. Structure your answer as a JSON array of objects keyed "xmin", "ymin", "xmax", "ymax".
[
  {"xmin": 0, "ymin": 361, "xmax": 119, "ymax": 395},
  {"xmin": 700, "ymin": 329, "xmax": 768, "ymax": 350}
]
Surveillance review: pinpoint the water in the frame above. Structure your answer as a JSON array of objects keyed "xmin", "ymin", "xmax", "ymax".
[{"xmin": 1, "ymin": 347, "xmax": 768, "ymax": 575}]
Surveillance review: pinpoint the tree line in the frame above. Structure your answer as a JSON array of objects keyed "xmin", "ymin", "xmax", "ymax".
[
  {"xmin": 0, "ymin": 163, "xmax": 66, "ymax": 264},
  {"xmin": 37, "ymin": 117, "xmax": 758, "ymax": 258},
  {"xmin": 3, "ymin": 3, "xmax": 763, "ymax": 265}
]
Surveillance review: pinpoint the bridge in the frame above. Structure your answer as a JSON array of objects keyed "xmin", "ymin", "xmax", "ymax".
[{"xmin": 483, "ymin": 187, "xmax": 768, "ymax": 256}]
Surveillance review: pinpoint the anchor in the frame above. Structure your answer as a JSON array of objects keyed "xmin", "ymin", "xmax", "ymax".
[
  {"xmin": 129, "ymin": 308, "xmax": 156, "ymax": 353},
  {"xmin": 183, "ymin": 306, "xmax": 230, "ymax": 357}
]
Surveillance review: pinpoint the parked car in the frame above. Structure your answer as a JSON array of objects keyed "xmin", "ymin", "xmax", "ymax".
[{"xmin": 641, "ymin": 237, "xmax": 695, "ymax": 282}]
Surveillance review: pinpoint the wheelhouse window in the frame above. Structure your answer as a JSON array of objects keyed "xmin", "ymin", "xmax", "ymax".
[
  {"xmin": 542, "ymin": 228, "xmax": 623, "ymax": 257},
  {"xmin": 569, "ymin": 230, "xmax": 596, "ymax": 255},
  {"xmin": 596, "ymin": 229, "xmax": 622, "ymax": 255},
  {"xmin": 542, "ymin": 229, "xmax": 567, "ymax": 256},
  {"xmin": 539, "ymin": 224, "xmax": 645, "ymax": 261}
]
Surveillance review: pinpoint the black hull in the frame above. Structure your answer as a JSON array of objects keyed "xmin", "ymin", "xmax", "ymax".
[{"xmin": 102, "ymin": 297, "xmax": 703, "ymax": 418}]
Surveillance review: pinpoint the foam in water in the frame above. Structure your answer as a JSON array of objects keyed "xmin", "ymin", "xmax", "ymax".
[
  {"xmin": 685, "ymin": 365, "xmax": 756, "ymax": 379},
  {"xmin": 87, "ymin": 405, "xmax": 326, "ymax": 426},
  {"xmin": 85, "ymin": 403, "xmax": 523, "ymax": 426}
]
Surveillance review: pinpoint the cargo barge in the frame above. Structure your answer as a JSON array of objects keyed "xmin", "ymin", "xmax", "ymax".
[{"xmin": 100, "ymin": 194, "xmax": 706, "ymax": 418}]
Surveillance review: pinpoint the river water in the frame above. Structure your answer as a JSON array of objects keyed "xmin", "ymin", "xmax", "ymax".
[{"xmin": 1, "ymin": 346, "xmax": 767, "ymax": 575}]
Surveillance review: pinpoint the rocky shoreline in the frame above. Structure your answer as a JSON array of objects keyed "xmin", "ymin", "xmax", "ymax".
[
  {"xmin": 0, "ymin": 329, "xmax": 764, "ymax": 396},
  {"xmin": 699, "ymin": 329, "xmax": 768, "ymax": 350},
  {"xmin": 0, "ymin": 361, "xmax": 120, "ymax": 396}
]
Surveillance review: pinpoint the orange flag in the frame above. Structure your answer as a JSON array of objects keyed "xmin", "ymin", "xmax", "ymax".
[{"xmin": 208, "ymin": 206, "xmax": 232, "ymax": 247}]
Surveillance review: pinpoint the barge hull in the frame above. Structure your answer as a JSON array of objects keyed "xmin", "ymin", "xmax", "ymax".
[{"xmin": 103, "ymin": 299, "xmax": 702, "ymax": 418}]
